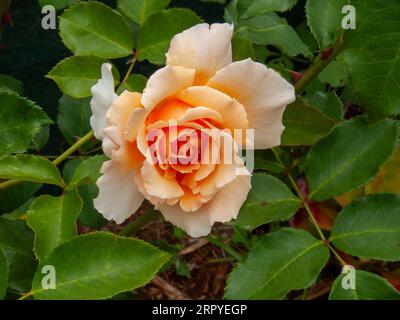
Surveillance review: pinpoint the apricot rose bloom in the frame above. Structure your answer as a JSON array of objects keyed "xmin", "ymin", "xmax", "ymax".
[{"xmin": 90, "ymin": 23, "xmax": 295, "ymax": 237}]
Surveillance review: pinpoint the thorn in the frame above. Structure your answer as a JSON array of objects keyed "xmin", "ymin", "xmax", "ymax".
[
  {"xmin": 289, "ymin": 70, "xmax": 303, "ymax": 84},
  {"xmin": 321, "ymin": 47, "xmax": 333, "ymax": 60}
]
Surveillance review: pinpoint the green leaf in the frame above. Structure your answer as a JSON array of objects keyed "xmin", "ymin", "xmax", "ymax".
[
  {"xmin": 235, "ymin": 12, "xmax": 311, "ymax": 57},
  {"xmin": 318, "ymin": 57, "xmax": 348, "ymax": 88},
  {"xmin": 68, "ymin": 155, "xmax": 107, "ymax": 189},
  {"xmin": 0, "ymin": 247, "xmax": 8, "ymax": 299},
  {"xmin": 330, "ymin": 270, "xmax": 400, "ymax": 300},
  {"xmin": 0, "ymin": 74, "xmax": 23, "ymax": 95},
  {"xmin": 225, "ymin": 228, "xmax": 330, "ymax": 299},
  {"xmin": 306, "ymin": 91, "xmax": 343, "ymax": 121},
  {"xmin": 117, "ymin": 0, "xmax": 170, "ymax": 25},
  {"xmin": 137, "ymin": 8, "xmax": 202, "ymax": 64},
  {"xmin": 241, "ymin": 0, "xmax": 298, "ymax": 19},
  {"xmin": 0, "ymin": 218, "xmax": 36, "ymax": 292},
  {"xmin": 39, "ymin": 0, "xmax": 81, "ymax": 10},
  {"xmin": 117, "ymin": 74, "xmax": 147, "ymax": 95},
  {"xmin": 62, "ymin": 158, "xmax": 107, "ymax": 229},
  {"xmin": 77, "ymin": 184, "xmax": 107, "ymax": 229},
  {"xmin": 306, "ymin": 0, "xmax": 348, "ymax": 49},
  {"xmin": 0, "ymin": 90, "xmax": 51, "ymax": 155},
  {"xmin": 235, "ymin": 174, "xmax": 300, "ymax": 230},
  {"xmin": 0, "ymin": 182, "xmax": 40, "ymax": 214},
  {"xmin": 232, "ymin": 35, "xmax": 255, "ymax": 61},
  {"xmin": 30, "ymin": 125, "xmax": 50, "ymax": 152},
  {"xmin": 26, "ymin": 191, "xmax": 82, "ymax": 261},
  {"xmin": 0, "ymin": 155, "xmax": 63, "ymax": 187},
  {"xmin": 57, "ymin": 95, "xmax": 97, "ymax": 149},
  {"xmin": 60, "ymin": 2, "xmax": 134, "ymax": 59},
  {"xmin": 282, "ymin": 99, "xmax": 336, "ymax": 146},
  {"xmin": 330, "ymin": 194, "xmax": 400, "ymax": 261},
  {"xmin": 48, "ymin": 56, "xmax": 119, "ymax": 99},
  {"xmin": 344, "ymin": 0, "xmax": 400, "ymax": 118},
  {"xmin": 31, "ymin": 232, "xmax": 169, "ymax": 299},
  {"xmin": 306, "ymin": 118, "xmax": 398, "ymax": 201},
  {"xmin": 254, "ymin": 150, "xmax": 285, "ymax": 173}
]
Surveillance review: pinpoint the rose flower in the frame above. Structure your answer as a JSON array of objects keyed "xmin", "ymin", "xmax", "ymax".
[{"xmin": 90, "ymin": 23, "xmax": 295, "ymax": 237}]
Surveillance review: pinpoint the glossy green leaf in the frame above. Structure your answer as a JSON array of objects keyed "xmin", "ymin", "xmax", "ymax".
[
  {"xmin": 117, "ymin": 74, "xmax": 147, "ymax": 95},
  {"xmin": 48, "ymin": 56, "xmax": 119, "ymax": 99},
  {"xmin": 60, "ymin": 2, "xmax": 134, "ymax": 58},
  {"xmin": 254, "ymin": 150, "xmax": 285, "ymax": 173},
  {"xmin": 0, "ymin": 218, "xmax": 36, "ymax": 292},
  {"xmin": 306, "ymin": 0, "xmax": 348, "ymax": 49},
  {"xmin": 282, "ymin": 99, "xmax": 336, "ymax": 146},
  {"xmin": 0, "ymin": 90, "xmax": 51, "ymax": 155},
  {"xmin": 306, "ymin": 119, "xmax": 398, "ymax": 201},
  {"xmin": 330, "ymin": 194, "xmax": 400, "ymax": 261},
  {"xmin": 235, "ymin": 12, "xmax": 311, "ymax": 57},
  {"xmin": 0, "ymin": 155, "xmax": 63, "ymax": 187},
  {"xmin": 57, "ymin": 95, "xmax": 96, "ymax": 149},
  {"xmin": 330, "ymin": 270, "xmax": 400, "ymax": 300},
  {"xmin": 225, "ymin": 228, "xmax": 330, "ymax": 299},
  {"xmin": 137, "ymin": 8, "xmax": 202, "ymax": 64},
  {"xmin": 0, "ymin": 247, "xmax": 8, "ymax": 299},
  {"xmin": 27, "ymin": 191, "xmax": 82, "ymax": 261},
  {"xmin": 68, "ymin": 155, "xmax": 107, "ymax": 189},
  {"xmin": 235, "ymin": 174, "xmax": 300, "ymax": 230},
  {"xmin": 344, "ymin": 0, "xmax": 400, "ymax": 118},
  {"xmin": 306, "ymin": 91, "xmax": 343, "ymax": 121},
  {"xmin": 0, "ymin": 74, "xmax": 23, "ymax": 95},
  {"xmin": 30, "ymin": 125, "xmax": 50, "ymax": 152},
  {"xmin": 241, "ymin": 0, "xmax": 298, "ymax": 19},
  {"xmin": 31, "ymin": 232, "xmax": 169, "ymax": 299},
  {"xmin": 117, "ymin": 0, "xmax": 170, "ymax": 25}
]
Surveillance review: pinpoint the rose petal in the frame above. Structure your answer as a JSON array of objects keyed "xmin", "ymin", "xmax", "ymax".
[
  {"xmin": 166, "ymin": 23, "xmax": 233, "ymax": 85},
  {"xmin": 90, "ymin": 63, "xmax": 118, "ymax": 140},
  {"xmin": 141, "ymin": 161, "xmax": 184, "ymax": 200},
  {"xmin": 207, "ymin": 59, "xmax": 296, "ymax": 149},
  {"xmin": 106, "ymin": 91, "xmax": 142, "ymax": 131},
  {"xmin": 94, "ymin": 160, "xmax": 144, "ymax": 224},
  {"xmin": 157, "ymin": 171, "xmax": 251, "ymax": 237},
  {"xmin": 178, "ymin": 86, "xmax": 249, "ymax": 132},
  {"xmin": 141, "ymin": 65, "xmax": 195, "ymax": 110}
]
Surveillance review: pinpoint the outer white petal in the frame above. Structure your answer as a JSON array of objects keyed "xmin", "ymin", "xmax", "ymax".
[
  {"xmin": 94, "ymin": 160, "xmax": 144, "ymax": 224},
  {"xmin": 157, "ymin": 169, "xmax": 252, "ymax": 238},
  {"xmin": 207, "ymin": 59, "xmax": 296, "ymax": 149},
  {"xmin": 90, "ymin": 63, "xmax": 118, "ymax": 140},
  {"xmin": 141, "ymin": 65, "xmax": 195, "ymax": 110},
  {"xmin": 166, "ymin": 23, "xmax": 233, "ymax": 84}
]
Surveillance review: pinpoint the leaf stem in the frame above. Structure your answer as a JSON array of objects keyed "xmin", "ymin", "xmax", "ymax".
[
  {"xmin": 120, "ymin": 56, "xmax": 136, "ymax": 86},
  {"xmin": 0, "ymin": 131, "xmax": 94, "ymax": 190},
  {"xmin": 206, "ymin": 235, "xmax": 243, "ymax": 261},
  {"xmin": 271, "ymin": 148, "xmax": 346, "ymax": 267},
  {"xmin": 119, "ymin": 209, "xmax": 160, "ymax": 237},
  {"xmin": 294, "ymin": 34, "xmax": 345, "ymax": 94}
]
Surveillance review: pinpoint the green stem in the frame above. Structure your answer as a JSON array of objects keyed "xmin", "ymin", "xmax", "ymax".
[
  {"xmin": 206, "ymin": 235, "xmax": 243, "ymax": 261},
  {"xmin": 294, "ymin": 34, "xmax": 345, "ymax": 94},
  {"xmin": 0, "ymin": 131, "xmax": 94, "ymax": 191},
  {"xmin": 120, "ymin": 57, "xmax": 136, "ymax": 86},
  {"xmin": 271, "ymin": 149, "xmax": 346, "ymax": 267},
  {"xmin": 119, "ymin": 209, "xmax": 160, "ymax": 237}
]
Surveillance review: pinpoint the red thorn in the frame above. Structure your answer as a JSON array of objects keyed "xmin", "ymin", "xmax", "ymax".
[
  {"xmin": 322, "ymin": 47, "xmax": 333, "ymax": 60},
  {"xmin": 289, "ymin": 70, "xmax": 303, "ymax": 84},
  {"xmin": 2, "ymin": 11, "xmax": 13, "ymax": 27},
  {"xmin": 297, "ymin": 177, "xmax": 309, "ymax": 200}
]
